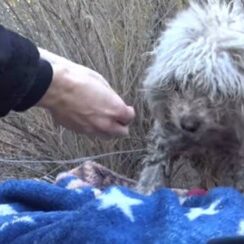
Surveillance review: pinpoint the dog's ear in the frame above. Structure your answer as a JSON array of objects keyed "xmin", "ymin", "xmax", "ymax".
[
  {"xmin": 151, "ymin": 101, "xmax": 168, "ymax": 121},
  {"xmin": 146, "ymin": 89, "xmax": 176, "ymax": 122}
]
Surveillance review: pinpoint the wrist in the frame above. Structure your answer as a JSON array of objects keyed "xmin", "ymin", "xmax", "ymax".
[
  {"xmin": 37, "ymin": 48, "xmax": 82, "ymax": 111},
  {"xmin": 37, "ymin": 63, "xmax": 69, "ymax": 111}
]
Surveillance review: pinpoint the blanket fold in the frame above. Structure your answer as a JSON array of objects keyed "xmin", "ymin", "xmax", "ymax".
[{"xmin": 0, "ymin": 162, "xmax": 243, "ymax": 243}]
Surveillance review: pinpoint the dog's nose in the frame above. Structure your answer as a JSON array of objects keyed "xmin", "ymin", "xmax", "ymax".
[{"xmin": 180, "ymin": 116, "xmax": 201, "ymax": 133}]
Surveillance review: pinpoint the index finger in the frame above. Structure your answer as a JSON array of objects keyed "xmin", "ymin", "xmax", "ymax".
[{"xmin": 115, "ymin": 106, "xmax": 135, "ymax": 126}]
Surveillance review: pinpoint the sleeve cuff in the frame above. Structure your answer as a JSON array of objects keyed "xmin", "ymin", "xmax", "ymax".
[{"xmin": 14, "ymin": 59, "xmax": 53, "ymax": 112}]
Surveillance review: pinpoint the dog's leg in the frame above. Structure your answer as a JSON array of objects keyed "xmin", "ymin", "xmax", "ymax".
[
  {"xmin": 135, "ymin": 155, "xmax": 167, "ymax": 195},
  {"xmin": 135, "ymin": 123, "xmax": 171, "ymax": 195}
]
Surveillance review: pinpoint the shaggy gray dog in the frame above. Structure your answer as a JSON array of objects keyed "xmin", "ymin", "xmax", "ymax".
[{"xmin": 136, "ymin": 0, "xmax": 244, "ymax": 195}]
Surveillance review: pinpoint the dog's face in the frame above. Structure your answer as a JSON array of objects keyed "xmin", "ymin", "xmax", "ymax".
[
  {"xmin": 150, "ymin": 88, "xmax": 242, "ymax": 152},
  {"xmin": 170, "ymin": 92, "xmax": 216, "ymax": 136}
]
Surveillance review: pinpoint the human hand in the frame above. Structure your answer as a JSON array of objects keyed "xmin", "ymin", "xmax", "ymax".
[{"xmin": 37, "ymin": 48, "xmax": 135, "ymax": 137}]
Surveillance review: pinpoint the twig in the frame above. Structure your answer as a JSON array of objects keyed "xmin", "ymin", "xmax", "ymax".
[{"xmin": 0, "ymin": 149, "xmax": 146, "ymax": 164}]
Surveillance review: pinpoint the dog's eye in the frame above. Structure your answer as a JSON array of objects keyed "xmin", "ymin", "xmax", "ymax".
[
  {"xmin": 174, "ymin": 85, "xmax": 179, "ymax": 92},
  {"xmin": 188, "ymin": 73, "xmax": 193, "ymax": 80}
]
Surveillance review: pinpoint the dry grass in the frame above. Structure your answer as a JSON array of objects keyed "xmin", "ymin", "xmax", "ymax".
[{"xmin": 0, "ymin": 0, "xmax": 187, "ymax": 182}]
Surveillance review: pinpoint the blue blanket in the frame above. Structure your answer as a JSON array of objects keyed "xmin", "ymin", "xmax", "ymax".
[{"xmin": 0, "ymin": 174, "xmax": 244, "ymax": 243}]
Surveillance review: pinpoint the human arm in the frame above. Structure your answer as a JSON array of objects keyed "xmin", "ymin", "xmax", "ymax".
[
  {"xmin": 0, "ymin": 25, "xmax": 135, "ymax": 137},
  {"xmin": 37, "ymin": 48, "xmax": 135, "ymax": 137}
]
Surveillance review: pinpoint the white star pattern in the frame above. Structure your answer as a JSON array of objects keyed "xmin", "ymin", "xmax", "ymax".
[
  {"xmin": 92, "ymin": 188, "xmax": 102, "ymax": 197},
  {"xmin": 0, "ymin": 216, "xmax": 34, "ymax": 231},
  {"xmin": 185, "ymin": 199, "xmax": 221, "ymax": 221},
  {"xmin": 238, "ymin": 220, "xmax": 244, "ymax": 235},
  {"xmin": 97, "ymin": 188, "xmax": 143, "ymax": 222},
  {"xmin": 0, "ymin": 204, "xmax": 17, "ymax": 216}
]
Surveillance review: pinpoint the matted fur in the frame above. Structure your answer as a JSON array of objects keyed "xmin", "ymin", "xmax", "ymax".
[
  {"xmin": 136, "ymin": 0, "xmax": 244, "ymax": 195},
  {"xmin": 144, "ymin": 0, "xmax": 244, "ymax": 105}
]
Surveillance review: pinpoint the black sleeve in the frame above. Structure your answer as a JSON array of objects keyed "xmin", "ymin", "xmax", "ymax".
[{"xmin": 0, "ymin": 25, "xmax": 53, "ymax": 117}]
